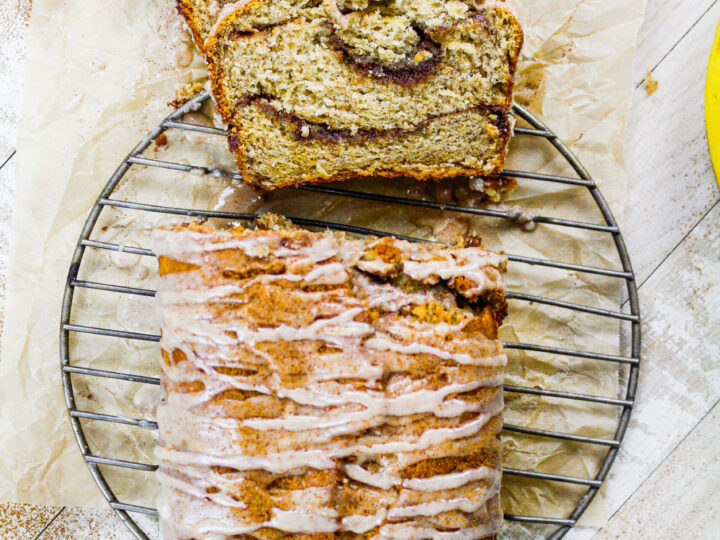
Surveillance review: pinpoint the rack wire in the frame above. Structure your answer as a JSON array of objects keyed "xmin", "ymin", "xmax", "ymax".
[{"xmin": 60, "ymin": 89, "xmax": 641, "ymax": 540}]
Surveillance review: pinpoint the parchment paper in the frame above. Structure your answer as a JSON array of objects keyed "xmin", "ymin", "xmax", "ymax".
[{"xmin": 0, "ymin": 0, "xmax": 646, "ymax": 536}]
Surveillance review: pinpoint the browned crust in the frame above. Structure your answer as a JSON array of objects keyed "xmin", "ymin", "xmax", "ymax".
[
  {"xmin": 176, "ymin": 0, "xmax": 205, "ymax": 51},
  {"xmin": 159, "ymin": 220, "xmax": 509, "ymax": 323},
  {"xmin": 488, "ymin": 7, "xmax": 524, "ymax": 76},
  {"xmin": 179, "ymin": 0, "xmax": 276, "ymax": 53}
]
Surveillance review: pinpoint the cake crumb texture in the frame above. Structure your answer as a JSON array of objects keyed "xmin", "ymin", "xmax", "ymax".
[{"xmin": 181, "ymin": 0, "xmax": 523, "ymax": 190}]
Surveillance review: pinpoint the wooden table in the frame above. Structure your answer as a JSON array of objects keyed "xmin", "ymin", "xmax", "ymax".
[{"xmin": 1, "ymin": 0, "xmax": 719, "ymax": 538}]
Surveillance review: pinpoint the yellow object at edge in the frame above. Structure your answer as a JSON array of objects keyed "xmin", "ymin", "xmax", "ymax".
[{"xmin": 706, "ymin": 19, "xmax": 720, "ymax": 187}]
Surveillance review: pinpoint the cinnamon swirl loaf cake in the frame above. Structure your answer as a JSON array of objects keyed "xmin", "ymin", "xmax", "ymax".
[
  {"xmin": 153, "ymin": 216, "xmax": 508, "ymax": 539},
  {"xmin": 202, "ymin": 0, "xmax": 523, "ymax": 190}
]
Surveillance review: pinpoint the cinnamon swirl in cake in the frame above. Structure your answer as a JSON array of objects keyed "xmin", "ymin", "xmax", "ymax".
[
  {"xmin": 201, "ymin": 0, "xmax": 523, "ymax": 191},
  {"xmin": 153, "ymin": 216, "xmax": 508, "ymax": 539},
  {"xmin": 178, "ymin": 0, "xmax": 321, "ymax": 52}
]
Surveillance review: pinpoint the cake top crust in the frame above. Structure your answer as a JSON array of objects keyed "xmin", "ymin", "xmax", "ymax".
[{"xmin": 154, "ymin": 217, "xmax": 507, "ymax": 539}]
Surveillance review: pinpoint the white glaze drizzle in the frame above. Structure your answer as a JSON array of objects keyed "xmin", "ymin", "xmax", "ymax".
[
  {"xmin": 389, "ymin": 477, "xmax": 501, "ymax": 518},
  {"xmin": 342, "ymin": 510, "xmax": 388, "ymax": 533},
  {"xmin": 158, "ymin": 506, "xmax": 339, "ymax": 537},
  {"xmin": 156, "ymin": 471, "xmax": 247, "ymax": 509},
  {"xmin": 153, "ymin": 227, "xmax": 339, "ymax": 263},
  {"xmin": 402, "ymin": 249, "xmax": 506, "ymax": 296},
  {"xmin": 240, "ymin": 377, "xmax": 504, "ymax": 430},
  {"xmin": 402, "ymin": 465, "xmax": 500, "ymax": 491},
  {"xmin": 366, "ymin": 334, "xmax": 507, "ymax": 367},
  {"xmin": 154, "ymin": 403, "xmax": 502, "ymax": 473},
  {"xmin": 344, "ymin": 464, "xmax": 402, "ymax": 490},
  {"xmin": 153, "ymin": 225, "xmax": 507, "ymax": 539}
]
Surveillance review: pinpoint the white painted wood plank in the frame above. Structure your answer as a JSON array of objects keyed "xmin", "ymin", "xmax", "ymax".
[
  {"xmin": 0, "ymin": 0, "xmax": 30, "ymax": 162},
  {"xmin": 36, "ymin": 507, "xmax": 133, "ymax": 540},
  {"xmin": 0, "ymin": 502, "xmax": 61, "ymax": 540},
  {"xmin": 624, "ymin": 1, "xmax": 720, "ymax": 282},
  {"xmin": 35, "ymin": 507, "xmax": 159, "ymax": 540},
  {"xmin": 596, "ymin": 201, "xmax": 720, "ymax": 523},
  {"xmin": 633, "ymin": 0, "xmax": 719, "ymax": 83},
  {"xmin": 595, "ymin": 398, "xmax": 720, "ymax": 540},
  {"xmin": 0, "ymin": 157, "xmax": 16, "ymax": 338},
  {"xmin": 0, "ymin": 0, "xmax": 27, "ymax": 366}
]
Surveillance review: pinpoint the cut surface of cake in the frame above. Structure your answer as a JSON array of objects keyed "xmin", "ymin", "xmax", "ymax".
[
  {"xmin": 153, "ymin": 216, "xmax": 508, "ymax": 539},
  {"xmin": 202, "ymin": 0, "xmax": 523, "ymax": 190}
]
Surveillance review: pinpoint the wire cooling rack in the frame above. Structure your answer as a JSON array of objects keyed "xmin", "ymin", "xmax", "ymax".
[{"xmin": 60, "ymin": 89, "xmax": 641, "ymax": 540}]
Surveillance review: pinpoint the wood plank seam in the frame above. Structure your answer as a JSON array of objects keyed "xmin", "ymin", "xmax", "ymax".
[
  {"xmin": 0, "ymin": 150, "xmax": 16, "ymax": 172},
  {"xmin": 634, "ymin": 0, "xmax": 720, "ymax": 88},
  {"xmin": 622, "ymin": 197, "xmax": 720, "ymax": 309},
  {"xmin": 591, "ymin": 394, "xmax": 720, "ymax": 538},
  {"xmin": 31, "ymin": 506, "xmax": 65, "ymax": 540}
]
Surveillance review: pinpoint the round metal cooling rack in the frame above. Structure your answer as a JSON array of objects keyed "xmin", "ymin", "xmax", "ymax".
[{"xmin": 60, "ymin": 89, "xmax": 641, "ymax": 540}]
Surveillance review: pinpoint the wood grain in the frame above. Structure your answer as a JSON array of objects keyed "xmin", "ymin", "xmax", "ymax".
[
  {"xmin": 0, "ymin": 0, "xmax": 30, "ymax": 163},
  {"xmin": 595, "ymin": 397, "xmax": 720, "ymax": 539},
  {"xmin": 35, "ymin": 507, "xmax": 133, "ymax": 540},
  {"xmin": 599, "ymin": 201, "xmax": 720, "ymax": 530},
  {"xmin": 624, "ymin": 1, "xmax": 720, "ymax": 282},
  {"xmin": 633, "ymin": 0, "xmax": 719, "ymax": 83},
  {"xmin": 0, "ymin": 503, "xmax": 61, "ymax": 540}
]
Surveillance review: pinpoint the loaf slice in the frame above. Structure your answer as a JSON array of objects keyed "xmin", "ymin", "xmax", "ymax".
[
  {"xmin": 153, "ymin": 216, "xmax": 508, "ymax": 539},
  {"xmin": 205, "ymin": 0, "xmax": 523, "ymax": 190}
]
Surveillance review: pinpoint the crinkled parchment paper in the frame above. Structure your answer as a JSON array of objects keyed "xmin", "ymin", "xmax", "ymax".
[{"xmin": 0, "ymin": 0, "xmax": 645, "ymax": 537}]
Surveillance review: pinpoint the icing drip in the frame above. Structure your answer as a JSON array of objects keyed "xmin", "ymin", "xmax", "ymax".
[
  {"xmin": 156, "ymin": 402, "xmax": 502, "ymax": 470},
  {"xmin": 344, "ymin": 464, "xmax": 401, "ymax": 490},
  {"xmin": 342, "ymin": 510, "xmax": 388, "ymax": 533},
  {"xmin": 402, "ymin": 248, "xmax": 507, "ymax": 296},
  {"xmin": 365, "ymin": 334, "xmax": 507, "ymax": 367},
  {"xmin": 402, "ymin": 465, "xmax": 500, "ymax": 491},
  {"xmin": 388, "ymin": 477, "xmax": 501, "ymax": 518}
]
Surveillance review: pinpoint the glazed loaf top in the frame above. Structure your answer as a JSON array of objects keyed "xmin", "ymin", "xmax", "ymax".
[{"xmin": 153, "ymin": 218, "xmax": 508, "ymax": 539}]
